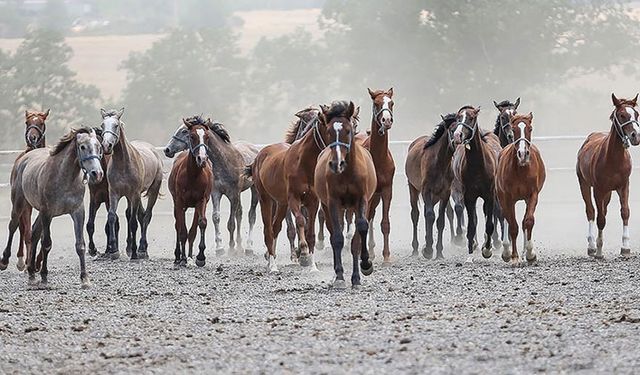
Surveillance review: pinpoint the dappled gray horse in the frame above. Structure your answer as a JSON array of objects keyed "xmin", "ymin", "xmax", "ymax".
[
  {"xmin": 100, "ymin": 108, "xmax": 163, "ymax": 260},
  {"xmin": 0, "ymin": 128, "xmax": 104, "ymax": 287},
  {"xmin": 164, "ymin": 115, "xmax": 258, "ymax": 254}
]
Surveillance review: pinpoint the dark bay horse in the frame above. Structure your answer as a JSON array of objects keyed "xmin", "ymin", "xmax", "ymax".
[
  {"xmin": 12, "ymin": 109, "xmax": 49, "ymax": 271},
  {"xmin": 405, "ymin": 113, "xmax": 458, "ymax": 259},
  {"xmin": 314, "ymin": 101, "xmax": 376, "ymax": 288},
  {"xmin": 1, "ymin": 128, "xmax": 104, "ymax": 286},
  {"xmin": 163, "ymin": 116, "xmax": 258, "ymax": 255},
  {"xmin": 360, "ymin": 88, "xmax": 395, "ymax": 264},
  {"xmin": 167, "ymin": 121, "xmax": 214, "ymax": 267},
  {"xmin": 492, "ymin": 98, "xmax": 520, "ymax": 147},
  {"xmin": 100, "ymin": 108, "xmax": 163, "ymax": 260},
  {"xmin": 496, "ymin": 113, "xmax": 546, "ymax": 264},
  {"xmin": 577, "ymin": 94, "xmax": 640, "ymax": 258},
  {"xmin": 450, "ymin": 105, "xmax": 502, "ymax": 261}
]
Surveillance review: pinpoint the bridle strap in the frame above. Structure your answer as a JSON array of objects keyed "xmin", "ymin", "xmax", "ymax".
[
  {"xmin": 612, "ymin": 108, "xmax": 638, "ymax": 147},
  {"xmin": 25, "ymin": 124, "xmax": 45, "ymax": 148},
  {"xmin": 312, "ymin": 121, "xmax": 327, "ymax": 150},
  {"xmin": 77, "ymin": 146, "xmax": 103, "ymax": 184},
  {"xmin": 372, "ymin": 103, "xmax": 393, "ymax": 133},
  {"xmin": 190, "ymin": 142, "xmax": 210, "ymax": 156},
  {"xmin": 102, "ymin": 129, "xmax": 120, "ymax": 144},
  {"xmin": 455, "ymin": 117, "xmax": 478, "ymax": 146},
  {"xmin": 327, "ymin": 126, "xmax": 352, "ymax": 151}
]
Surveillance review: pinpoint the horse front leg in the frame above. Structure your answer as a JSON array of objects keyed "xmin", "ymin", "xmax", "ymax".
[
  {"xmin": 421, "ymin": 192, "xmax": 435, "ymax": 260},
  {"xmin": 195, "ymin": 199, "xmax": 208, "ymax": 267},
  {"xmin": 328, "ymin": 202, "xmax": 346, "ymax": 289},
  {"xmin": 409, "ymin": 184, "xmax": 420, "ymax": 256},
  {"xmin": 175, "ymin": 204, "xmax": 187, "ymax": 267},
  {"xmin": 578, "ymin": 175, "xmax": 596, "ymax": 256},
  {"xmin": 594, "ymin": 189, "xmax": 612, "ymax": 259},
  {"xmin": 71, "ymin": 208, "xmax": 90, "ymax": 288},
  {"xmin": 316, "ymin": 208, "xmax": 326, "ymax": 251},
  {"xmin": 367, "ymin": 194, "xmax": 380, "ymax": 260},
  {"xmin": 138, "ymin": 178, "xmax": 160, "ymax": 259},
  {"xmin": 523, "ymin": 193, "xmax": 539, "ymax": 263},
  {"xmin": 106, "ymin": 193, "xmax": 121, "ymax": 259},
  {"xmin": 126, "ymin": 197, "xmax": 141, "ymax": 260},
  {"xmin": 380, "ymin": 187, "xmax": 392, "ymax": 264},
  {"xmin": 259, "ymin": 196, "xmax": 276, "ymax": 271},
  {"xmin": 618, "ymin": 183, "xmax": 631, "ymax": 257},
  {"xmin": 492, "ymin": 200, "xmax": 504, "ymax": 250},
  {"xmin": 435, "ymin": 196, "xmax": 448, "ymax": 260},
  {"xmin": 289, "ymin": 194, "xmax": 311, "ymax": 266},
  {"xmin": 211, "ymin": 191, "xmax": 224, "ymax": 255},
  {"xmin": 304, "ymin": 194, "xmax": 320, "ymax": 271},
  {"xmin": 27, "ymin": 214, "xmax": 42, "ymax": 284},
  {"xmin": 86, "ymin": 200, "xmax": 98, "ymax": 257},
  {"xmin": 267, "ymin": 203, "xmax": 288, "ymax": 273},
  {"xmin": 17, "ymin": 206, "xmax": 32, "ymax": 271},
  {"xmin": 173, "ymin": 202, "xmax": 182, "ymax": 264},
  {"xmin": 187, "ymin": 213, "xmax": 198, "ymax": 258},
  {"xmin": 481, "ymin": 197, "xmax": 495, "ymax": 259},
  {"xmin": 284, "ymin": 210, "xmax": 297, "ymax": 262},
  {"xmin": 226, "ymin": 194, "xmax": 240, "ymax": 253},
  {"xmin": 353, "ymin": 197, "xmax": 373, "ymax": 287},
  {"xmin": 453, "ymin": 196, "xmax": 466, "ymax": 246},
  {"xmin": 500, "ymin": 199, "xmax": 518, "ymax": 264},
  {"xmin": 464, "ymin": 196, "xmax": 478, "ymax": 262},
  {"xmin": 234, "ymin": 197, "xmax": 244, "ymax": 253}
]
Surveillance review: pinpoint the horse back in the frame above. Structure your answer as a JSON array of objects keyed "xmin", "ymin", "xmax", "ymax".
[
  {"xmin": 405, "ymin": 136, "xmax": 427, "ymax": 190},
  {"xmin": 252, "ymin": 143, "xmax": 290, "ymax": 203},
  {"xmin": 130, "ymin": 140, "xmax": 163, "ymax": 191}
]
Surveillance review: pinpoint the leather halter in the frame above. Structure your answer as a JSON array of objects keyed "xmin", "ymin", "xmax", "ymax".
[
  {"xmin": 25, "ymin": 123, "xmax": 45, "ymax": 148},
  {"xmin": 612, "ymin": 107, "xmax": 639, "ymax": 148},
  {"xmin": 451, "ymin": 115, "xmax": 478, "ymax": 147},
  {"xmin": 173, "ymin": 128, "xmax": 210, "ymax": 157},
  {"xmin": 327, "ymin": 122, "xmax": 352, "ymax": 151},
  {"xmin": 77, "ymin": 143, "xmax": 103, "ymax": 184},
  {"xmin": 372, "ymin": 101, "xmax": 393, "ymax": 135}
]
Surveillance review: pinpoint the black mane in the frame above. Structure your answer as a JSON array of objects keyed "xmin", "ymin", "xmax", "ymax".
[
  {"xmin": 185, "ymin": 115, "xmax": 231, "ymax": 144},
  {"xmin": 424, "ymin": 113, "xmax": 457, "ymax": 149}
]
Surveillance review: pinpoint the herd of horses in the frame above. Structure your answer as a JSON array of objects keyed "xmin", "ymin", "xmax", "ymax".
[{"xmin": 0, "ymin": 90, "xmax": 637, "ymax": 289}]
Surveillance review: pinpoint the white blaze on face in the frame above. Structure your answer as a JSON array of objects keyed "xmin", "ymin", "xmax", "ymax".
[
  {"xmin": 103, "ymin": 117, "xmax": 118, "ymax": 144},
  {"xmin": 196, "ymin": 128, "xmax": 207, "ymax": 160},
  {"xmin": 625, "ymin": 107, "xmax": 640, "ymax": 133},
  {"xmin": 333, "ymin": 122, "xmax": 343, "ymax": 160},
  {"xmin": 381, "ymin": 96, "xmax": 393, "ymax": 123},
  {"xmin": 517, "ymin": 122, "xmax": 527, "ymax": 156},
  {"xmin": 454, "ymin": 112, "xmax": 466, "ymax": 140}
]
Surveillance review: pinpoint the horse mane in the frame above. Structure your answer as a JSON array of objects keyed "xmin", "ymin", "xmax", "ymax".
[
  {"xmin": 50, "ymin": 127, "xmax": 93, "ymax": 156},
  {"xmin": 284, "ymin": 107, "xmax": 317, "ymax": 144},
  {"xmin": 324, "ymin": 101, "xmax": 353, "ymax": 122},
  {"xmin": 185, "ymin": 115, "xmax": 231, "ymax": 144},
  {"xmin": 424, "ymin": 113, "xmax": 456, "ymax": 149},
  {"xmin": 101, "ymin": 109, "xmax": 120, "ymax": 118}
]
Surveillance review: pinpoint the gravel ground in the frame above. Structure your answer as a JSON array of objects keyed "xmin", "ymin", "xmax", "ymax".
[{"xmin": 1, "ymin": 226, "xmax": 640, "ymax": 374}]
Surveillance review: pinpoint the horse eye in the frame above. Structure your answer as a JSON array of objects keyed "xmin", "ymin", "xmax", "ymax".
[{"xmin": 80, "ymin": 145, "xmax": 86, "ymax": 151}]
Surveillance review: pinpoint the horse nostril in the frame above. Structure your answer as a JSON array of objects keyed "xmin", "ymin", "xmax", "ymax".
[{"xmin": 339, "ymin": 160, "xmax": 346, "ymax": 169}]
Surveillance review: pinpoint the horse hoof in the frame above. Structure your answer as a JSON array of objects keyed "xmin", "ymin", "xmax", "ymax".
[
  {"xmin": 81, "ymin": 278, "xmax": 92, "ymax": 289},
  {"xmin": 109, "ymin": 251, "xmax": 120, "ymax": 260},
  {"xmin": 138, "ymin": 251, "xmax": 149, "ymax": 260},
  {"xmin": 526, "ymin": 253, "xmax": 537, "ymax": 263},
  {"xmin": 244, "ymin": 248, "xmax": 254, "ymax": 257},
  {"xmin": 361, "ymin": 261, "xmax": 374, "ymax": 276},
  {"xmin": 422, "ymin": 248, "xmax": 433, "ymax": 260},
  {"xmin": 492, "ymin": 240, "xmax": 502, "ymax": 250},
  {"xmin": 351, "ymin": 283, "xmax": 362, "ymax": 290},
  {"xmin": 315, "ymin": 241, "xmax": 325, "ymax": 251},
  {"xmin": 0, "ymin": 261, "xmax": 7, "ymax": 271},
  {"xmin": 88, "ymin": 248, "xmax": 97, "ymax": 257},
  {"xmin": 216, "ymin": 248, "xmax": 226, "ymax": 256},
  {"xmin": 587, "ymin": 248, "xmax": 596, "ymax": 257},
  {"xmin": 434, "ymin": 253, "xmax": 444, "ymax": 261},
  {"xmin": 332, "ymin": 279, "xmax": 347, "ymax": 290},
  {"xmin": 482, "ymin": 247, "xmax": 493, "ymax": 259},
  {"xmin": 195, "ymin": 258, "xmax": 206, "ymax": 267},
  {"xmin": 594, "ymin": 253, "xmax": 605, "ymax": 260},
  {"xmin": 16, "ymin": 258, "xmax": 25, "ymax": 272},
  {"xmin": 501, "ymin": 251, "xmax": 511, "ymax": 263},
  {"xmin": 299, "ymin": 254, "xmax": 312, "ymax": 267},
  {"xmin": 621, "ymin": 248, "xmax": 631, "ymax": 257},
  {"xmin": 411, "ymin": 250, "xmax": 419, "ymax": 257}
]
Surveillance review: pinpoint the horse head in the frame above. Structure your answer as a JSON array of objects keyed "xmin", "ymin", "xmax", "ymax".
[
  {"xmin": 100, "ymin": 107, "xmax": 125, "ymax": 154},
  {"xmin": 368, "ymin": 88, "xmax": 394, "ymax": 135},
  {"xmin": 24, "ymin": 109, "xmax": 49, "ymax": 148},
  {"xmin": 75, "ymin": 128, "xmax": 104, "ymax": 184},
  {"xmin": 450, "ymin": 105, "xmax": 480, "ymax": 147},
  {"xmin": 511, "ymin": 112, "xmax": 533, "ymax": 166},
  {"xmin": 493, "ymin": 98, "xmax": 520, "ymax": 144},
  {"xmin": 320, "ymin": 100, "xmax": 356, "ymax": 174},
  {"xmin": 611, "ymin": 93, "xmax": 640, "ymax": 148}
]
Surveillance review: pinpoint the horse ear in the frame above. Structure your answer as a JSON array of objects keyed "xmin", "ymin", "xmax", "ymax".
[
  {"xmin": 43, "ymin": 109, "xmax": 50, "ymax": 119},
  {"xmin": 367, "ymin": 88, "xmax": 376, "ymax": 99},
  {"xmin": 346, "ymin": 101, "xmax": 355, "ymax": 119},
  {"xmin": 182, "ymin": 118, "xmax": 190, "ymax": 128},
  {"xmin": 474, "ymin": 106, "xmax": 481, "ymax": 115},
  {"xmin": 116, "ymin": 107, "xmax": 124, "ymax": 119},
  {"xmin": 387, "ymin": 87, "xmax": 393, "ymax": 98},
  {"xmin": 632, "ymin": 93, "xmax": 639, "ymax": 106},
  {"xmin": 612, "ymin": 93, "xmax": 621, "ymax": 107},
  {"xmin": 527, "ymin": 112, "xmax": 533, "ymax": 121},
  {"xmin": 294, "ymin": 109, "xmax": 306, "ymax": 118},
  {"xmin": 100, "ymin": 108, "xmax": 107, "ymax": 118},
  {"xmin": 514, "ymin": 97, "xmax": 521, "ymax": 110},
  {"xmin": 493, "ymin": 100, "xmax": 499, "ymax": 109},
  {"xmin": 352, "ymin": 105, "xmax": 360, "ymax": 121}
]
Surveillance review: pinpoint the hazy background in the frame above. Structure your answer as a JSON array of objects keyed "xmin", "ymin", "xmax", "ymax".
[{"xmin": 1, "ymin": 0, "xmax": 640, "ymax": 256}]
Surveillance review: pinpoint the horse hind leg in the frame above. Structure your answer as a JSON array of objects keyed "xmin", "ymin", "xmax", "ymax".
[
  {"xmin": 593, "ymin": 190, "xmax": 611, "ymax": 259},
  {"xmin": 481, "ymin": 198, "xmax": 495, "ymax": 259},
  {"xmin": 211, "ymin": 192, "xmax": 224, "ymax": 254},
  {"xmin": 17, "ymin": 207, "xmax": 32, "ymax": 271},
  {"xmin": 409, "ymin": 184, "xmax": 420, "ymax": 256},
  {"xmin": 246, "ymin": 185, "xmax": 258, "ymax": 253},
  {"xmin": 453, "ymin": 197, "xmax": 466, "ymax": 246},
  {"xmin": 1, "ymin": 202, "xmax": 25, "ymax": 270},
  {"xmin": 195, "ymin": 201, "xmax": 208, "ymax": 267},
  {"xmin": 367, "ymin": 194, "xmax": 381, "ymax": 260},
  {"xmin": 435, "ymin": 198, "xmax": 448, "ymax": 259},
  {"xmin": 187, "ymin": 212, "xmax": 198, "ymax": 258},
  {"xmin": 284, "ymin": 210, "xmax": 297, "ymax": 262},
  {"xmin": 71, "ymin": 208, "xmax": 90, "ymax": 288},
  {"xmin": 492, "ymin": 201, "xmax": 504, "ymax": 250},
  {"xmin": 138, "ymin": 178, "xmax": 161, "ymax": 259},
  {"xmin": 316, "ymin": 209, "xmax": 326, "ymax": 251},
  {"xmin": 523, "ymin": 193, "xmax": 540, "ymax": 263}
]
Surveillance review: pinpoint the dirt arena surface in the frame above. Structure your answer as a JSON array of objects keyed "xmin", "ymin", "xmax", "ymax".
[{"xmin": 1, "ymin": 226, "xmax": 640, "ymax": 374}]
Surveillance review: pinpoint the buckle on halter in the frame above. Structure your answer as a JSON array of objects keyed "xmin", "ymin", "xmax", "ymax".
[{"xmin": 623, "ymin": 136, "xmax": 631, "ymax": 149}]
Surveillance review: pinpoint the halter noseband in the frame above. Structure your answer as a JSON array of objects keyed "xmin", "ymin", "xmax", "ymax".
[
  {"xmin": 25, "ymin": 123, "xmax": 45, "ymax": 148},
  {"xmin": 327, "ymin": 122, "xmax": 352, "ymax": 151},
  {"xmin": 102, "ymin": 116, "xmax": 121, "ymax": 145},
  {"xmin": 452, "ymin": 115, "xmax": 478, "ymax": 147},
  {"xmin": 498, "ymin": 110, "xmax": 515, "ymax": 135},
  {"xmin": 612, "ymin": 107, "xmax": 638, "ymax": 148},
  {"xmin": 174, "ymin": 127, "xmax": 211, "ymax": 158}
]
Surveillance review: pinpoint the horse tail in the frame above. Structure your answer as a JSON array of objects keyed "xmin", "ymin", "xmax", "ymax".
[{"xmin": 243, "ymin": 163, "xmax": 254, "ymax": 179}]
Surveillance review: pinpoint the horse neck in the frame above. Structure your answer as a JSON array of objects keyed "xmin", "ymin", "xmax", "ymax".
[
  {"xmin": 206, "ymin": 133, "xmax": 242, "ymax": 181},
  {"xmin": 186, "ymin": 152, "xmax": 204, "ymax": 177},
  {"xmin": 369, "ymin": 117, "xmax": 389, "ymax": 159},
  {"xmin": 434, "ymin": 131, "xmax": 454, "ymax": 166},
  {"xmin": 499, "ymin": 132, "xmax": 510, "ymax": 148},
  {"xmin": 112, "ymin": 126, "xmax": 135, "ymax": 164},
  {"xmin": 299, "ymin": 126, "xmax": 323, "ymax": 159},
  {"xmin": 605, "ymin": 122, "xmax": 627, "ymax": 162},
  {"xmin": 465, "ymin": 127, "xmax": 487, "ymax": 165},
  {"xmin": 49, "ymin": 140, "xmax": 81, "ymax": 184}
]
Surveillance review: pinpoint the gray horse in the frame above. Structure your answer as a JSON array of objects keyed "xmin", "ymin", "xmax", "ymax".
[
  {"xmin": 164, "ymin": 115, "xmax": 259, "ymax": 254},
  {"xmin": 0, "ymin": 127, "xmax": 104, "ymax": 287},
  {"xmin": 100, "ymin": 108, "xmax": 163, "ymax": 260}
]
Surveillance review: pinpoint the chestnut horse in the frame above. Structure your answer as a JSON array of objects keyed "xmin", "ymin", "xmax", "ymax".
[
  {"xmin": 577, "ymin": 93, "xmax": 640, "ymax": 258},
  {"xmin": 360, "ymin": 88, "xmax": 395, "ymax": 264},
  {"xmin": 167, "ymin": 121, "xmax": 214, "ymax": 267},
  {"xmin": 314, "ymin": 101, "xmax": 376, "ymax": 288},
  {"xmin": 11, "ymin": 109, "xmax": 49, "ymax": 271},
  {"xmin": 496, "ymin": 113, "xmax": 546, "ymax": 264},
  {"xmin": 405, "ymin": 113, "xmax": 458, "ymax": 258},
  {"xmin": 450, "ymin": 105, "xmax": 502, "ymax": 261}
]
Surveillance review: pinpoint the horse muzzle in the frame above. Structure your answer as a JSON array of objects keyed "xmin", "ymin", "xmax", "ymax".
[
  {"xmin": 517, "ymin": 149, "xmax": 531, "ymax": 166},
  {"xmin": 164, "ymin": 147, "xmax": 175, "ymax": 158},
  {"xmin": 102, "ymin": 141, "xmax": 114, "ymax": 155},
  {"xmin": 196, "ymin": 155, "xmax": 208, "ymax": 168},
  {"xmin": 329, "ymin": 160, "xmax": 347, "ymax": 174},
  {"xmin": 87, "ymin": 169, "xmax": 104, "ymax": 184}
]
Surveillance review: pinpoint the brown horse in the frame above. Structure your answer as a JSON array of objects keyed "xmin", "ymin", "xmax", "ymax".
[
  {"xmin": 1, "ymin": 127, "xmax": 104, "ymax": 286},
  {"xmin": 450, "ymin": 105, "xmax": 502, "ymax": 261},
  {"xmin": 168, "ymin": 121, "xmax": 214, "ymax": 267},
  {"xmin": 314, "ymin": 101, "xmax": 376, "ymax": 288},
  {"xmin": 496, "ymin": 113, "xmax": 546, "ymax": 264},
  {"xmin": 100, "ymin": 108, "xmax": 163, "ymax": 260},
  {"xmin": 405, "ymin": 113, "xmax": 458, "ymax": 258},
  {"xmin": 12, "ymin": 109, "xmax": 49, "ymax": 271},
  {"xmin": 577, "ymin": 93, "xmax": 640, "ymax": 258},
  {"xmin": 360, "ymin": 88, "xmax": 395, "ymax": 264}
]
